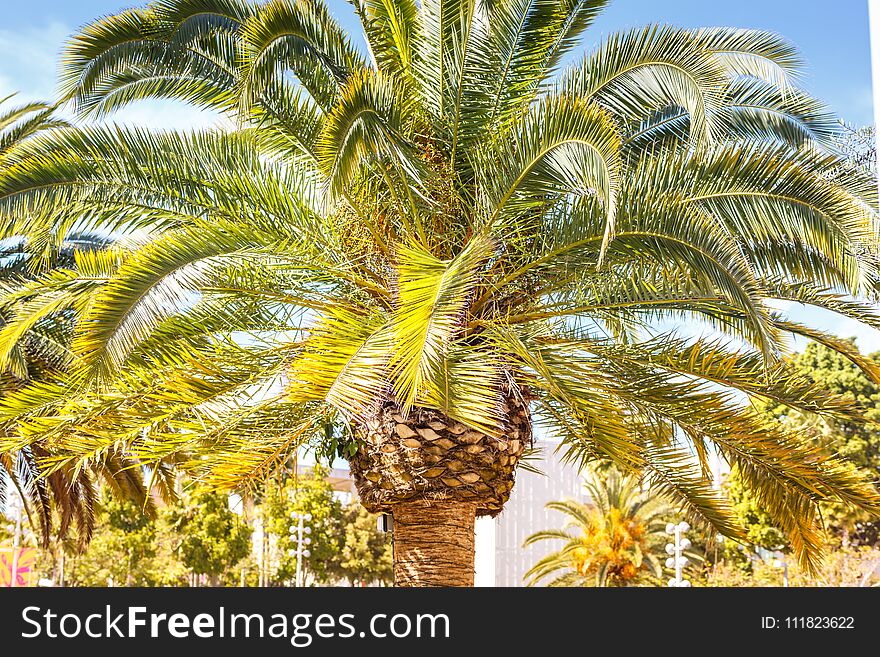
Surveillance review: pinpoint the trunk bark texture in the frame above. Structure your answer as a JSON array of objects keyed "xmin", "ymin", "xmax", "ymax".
[{"xmin": 392, "ymin": 501, "xmax": 477, "ymax": 587}]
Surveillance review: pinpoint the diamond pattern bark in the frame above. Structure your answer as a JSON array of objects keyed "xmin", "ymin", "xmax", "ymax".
[{"xmin": 349, "ymin": 393, "xmax": 532, "ymax": 516}]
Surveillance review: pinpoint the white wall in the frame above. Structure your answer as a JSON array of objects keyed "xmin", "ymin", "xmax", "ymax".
[
  {"xmin": 474, "ymin": 442, "xmax": 585, "ymax": 587},
  {"xmin": 473, "ymin": 516, "xmax": 496, "ymax": 587}
]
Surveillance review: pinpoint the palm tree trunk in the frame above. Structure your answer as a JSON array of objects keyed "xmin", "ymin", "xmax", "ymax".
[
  {"xmin": 392, "ymin": 501, "xmax": 477, "ymax": 587},
  {"xmin": 350, "ymin": 393, "xmax": 532, "ymax": 586}
]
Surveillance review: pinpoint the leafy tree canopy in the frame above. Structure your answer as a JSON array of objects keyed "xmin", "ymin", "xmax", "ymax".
[
  {"xmin": 168, "ymin": 489, "xmax": 251, "ymax": 583},
  {"xmin": 264, "ymin": 464, "xmax": 344, "ymax": 584},
  {"xmin": 745, "ymin": 341, "xmax": 880, "ymax": 546},
  {"xmin": 338, "ymin": 503, "xmax": 392, "ymax": 586}
]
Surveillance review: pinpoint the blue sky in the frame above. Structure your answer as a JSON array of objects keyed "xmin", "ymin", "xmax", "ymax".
[
  {"xmin": 2, "ymin": 0, "xmax": 874, "ymax": 125},
  {"xmin": 0, "ymin": 0, "xmax": 878, "ymax": 351}
]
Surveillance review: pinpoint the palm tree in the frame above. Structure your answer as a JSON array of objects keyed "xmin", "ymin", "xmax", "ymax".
[
  {"xmin": 0, "ymin": 95, "xmax": 172, "ymax": 549},
  {"xmin": 0, "ymin": 95, "xmax": 100, "ymax": 547},
  {"xmin": 524, "ymin": 468, "xmax": 670, "ymax": 586},
  {"xmin": 0, "ymin": 0, "xmax": 879, "ymax": 585}
]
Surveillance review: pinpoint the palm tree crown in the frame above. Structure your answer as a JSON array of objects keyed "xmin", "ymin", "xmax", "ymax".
[{"xmin": 0, "ymin": 0, "xmax": 878, "ymax": 575}]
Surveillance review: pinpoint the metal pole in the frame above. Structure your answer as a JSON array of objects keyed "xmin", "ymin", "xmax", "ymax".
[
  {"xmin": 258, "ymin": 528, "xmax": 263, "ymax": 587},
  {"xmin": 259, "ymin": 520, "xmax": 267, "ymax": 587},
  {"xmin": 665, "ymin": 521, "xmax": 690, "ymax": 587},
  {"xmin": 9, "ymin": 503, "xmax": 22, "ymax": 588},
  {"xmin": 674, "ymin": 525, "xmax": 682, "ymax": 586},
  {"xmin": 295, "ymin": 515, "xmax": 304, "ymax": 588}
]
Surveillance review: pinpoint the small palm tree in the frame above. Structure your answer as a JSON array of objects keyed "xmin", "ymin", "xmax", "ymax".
[
  {"xmin": 0, "ymin": 1, "xmax": 878, "ymax": 585},
  {"xmin": 525, "ymin": 469, "xmax": 668, "ymax": 586}
]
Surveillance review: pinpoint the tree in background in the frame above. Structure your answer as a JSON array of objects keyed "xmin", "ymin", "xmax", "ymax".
[
  {"xmin": 713, "ymin": 341, "xmax": 880, "ymax": 578},
  {"xmin": 168, "ymin": 490, "xmax": 251, "ymax": 586},
  {"xmin": 338, "ymin": 504, "xmax": 392, "ymax": 586},
  {"xmin": 703, "ymin": 542, "xmax": 880, "ymax": 587},
  {"xmin": 25, "ymin": 468, "xmax": 392, "ymax": 587},
  {"xmin": 754, "ymin": 342, "xmax": 880, "ymax": 546},
  {"xmin": 834, "ymin": 124, "xmax": 876, "ymax": 176},
  {"xmin": 775, "ymin": 342, "xmax": 880, "ymax": 471},
  {"xmin": 262, "ymin": 463, "xmax": 392, "ymax": 586},
  {"xmin": 264, "ymin": 464, "xmax": 344, "ymax": 586},
  {"xmin": 60, "ymin": 493, "xmax": 156, "ymax": 586},
  {"xmin": 524, "ymin": 468, "xmax": 669, "ymax": 587},
  {"xmin": 725, "ymin": 467, "xmax": 787, "ymax": 553}
]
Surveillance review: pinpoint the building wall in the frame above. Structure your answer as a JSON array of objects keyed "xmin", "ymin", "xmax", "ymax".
[{"xmin": 475, "ymin": 441, "xmax": 585, "ymax": 587}]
